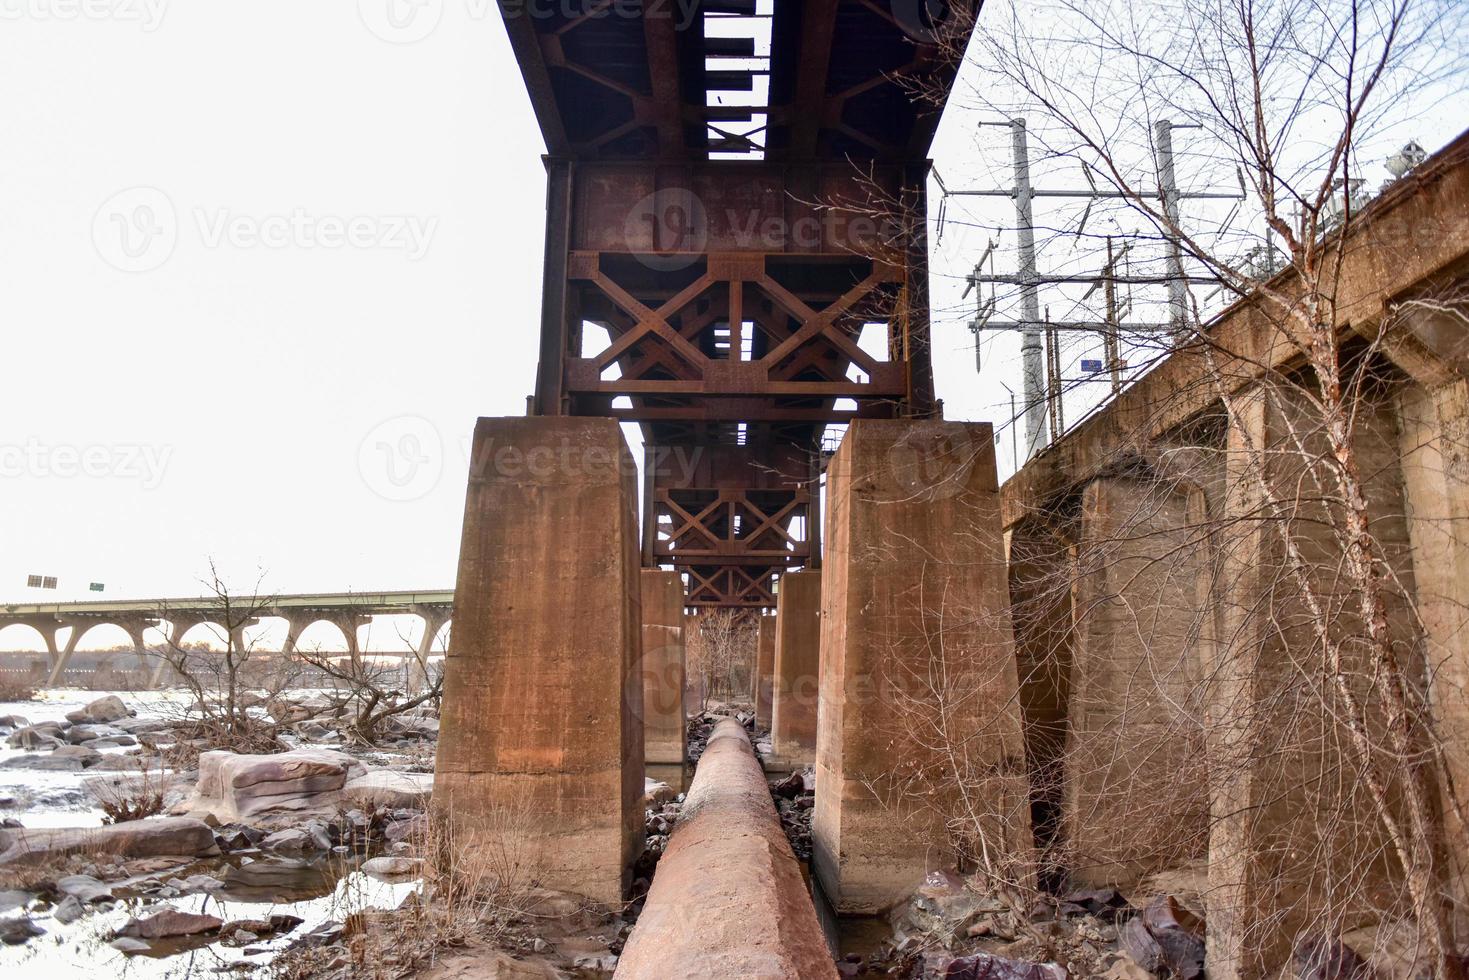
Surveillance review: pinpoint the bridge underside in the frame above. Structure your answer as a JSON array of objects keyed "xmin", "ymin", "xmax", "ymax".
[{"xmin": 516, "ymin": 1, "xmax": 977, "ymax": 608}]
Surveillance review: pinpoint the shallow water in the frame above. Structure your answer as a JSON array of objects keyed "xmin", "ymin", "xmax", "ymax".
[
  {"xmin": 0, "ymin": 858, "xmax": 419, "ymax": 978},
  {"xmin": 0, "ymin": 689, "xmax": 192, "ymax": 826}
]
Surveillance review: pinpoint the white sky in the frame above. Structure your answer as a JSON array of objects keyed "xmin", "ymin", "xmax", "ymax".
[{"xmin": 0, "ymin": 0, "xmax": 1461, "ymax": 650}]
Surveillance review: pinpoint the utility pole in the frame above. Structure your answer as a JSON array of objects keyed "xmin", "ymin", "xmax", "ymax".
[
  {"xmin": 1102, "ymin": 237, "xmax": 1124, "ymax": 395},
  {"xmin": 1009, "ymin": 119, "xmax": 1048, "ymax": 460},
  {"xmin": 1154, "ymin": 119, "xmax": 1191, "ymax": 336}
]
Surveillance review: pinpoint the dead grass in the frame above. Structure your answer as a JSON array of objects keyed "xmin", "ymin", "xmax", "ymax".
[{"xmin": 271, "ymin": 795, "xmax": 540, "ymax": 980}]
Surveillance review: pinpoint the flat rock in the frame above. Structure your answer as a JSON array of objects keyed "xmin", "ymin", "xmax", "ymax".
[
  {"xmin": 65, "ymin": 695, "xmax": 132, "ymax": 725},
  {"xmin": 118, "ymin": 907, "xmax": 223, "ymax": 939},
  {"xmin": 0, "ymin": 816, "xmax": 219, "ymax": 866},
  {"xmin": 88, "ymin": 734, "xmax": 139, "ymax": 748},
  {"xmin": 420, "ymin": 951, "xmax": 566, "ymax": 979},
  {"xmin": 1, "ymin": 752, "xmax": 86, "ymax": 771},
  {"xmin": 113, "ymin": 718, "xmax": 170, "ymax": 735},
  {"xmin": 57, "ymin": 874, "xmax": 114, "ymax": 903},
  {"xmin": 110, "ymin": 936, "xmax": 152, "ymax": 953},
  {"xmin": 343, "ymin": 770, "xmax": 433, "ymax": 810},
  {"xmin": 66, "ymin": 724, "xmax": 126, "ymax": 744}
]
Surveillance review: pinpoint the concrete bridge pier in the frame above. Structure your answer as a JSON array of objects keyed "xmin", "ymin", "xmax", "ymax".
[
  {"xmin": 278, "ymin": 614, "xmax": 306, "ymax": 657},
  {"xmin": 814, "ymin": 419, "xmax": 1034, "ymax": 915},
  {"xmin": 1061, "ymin": 475, "xmax": 1211, "ymax": 888},
  {"xmin": 434, "ymin": 417, "xmax": 644, "ymax": 906},
  {"xmin": 404, "ymin": 605, "xmax": 449, "ymax": 694},
  {"xmin": 770, "ymin": 570, "xmax": 821, "ymax": 771},
  {"xmin": 640, "ymin": 570, "xmax": 687, "ymax": 766},
  {"xmin": 752, "ymin": 615, "xmax": 775, "ymax": 729},
  {"xmin": 43, "ymin": 620, "xmax": 83, "ymax": 688},
  {"xmin": 319, "ymin": 611, "xmax": 372, "ymax": 660}
]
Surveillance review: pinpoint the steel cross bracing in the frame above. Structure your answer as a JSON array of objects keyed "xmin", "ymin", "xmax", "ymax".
[{"xmin": 500, "ymin": 0, "xmax": 980, "ymax": 607}]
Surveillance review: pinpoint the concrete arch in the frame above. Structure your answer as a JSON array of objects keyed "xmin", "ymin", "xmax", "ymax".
[
  {"xmin": 430, "ymin": 619, "xmax": 452, "ymax": 653},
  {"xmin": 294, "ymin": 618, "xmax": 360, "ymax": 654},
  {"xmin": 169, "ymin": 621, "xmax": 232, "ymax": 649},
  {"xmin": 0, "ymin": 622, "xmax": 52, "ymax": 654},
  {"xmin": 64, "ymin": 621, "xmax": 132, "ymax": 651}
]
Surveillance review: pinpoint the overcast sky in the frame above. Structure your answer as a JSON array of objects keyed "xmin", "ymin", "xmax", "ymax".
[{"xmin": 1, "ymin": 1, "xmax": 1461, "ymax": 651}]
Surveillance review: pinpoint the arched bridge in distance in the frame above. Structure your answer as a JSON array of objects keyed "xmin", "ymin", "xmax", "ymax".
[{"xmin": 0, "ymin": 590, "xmax": 455, "ymax": 687}]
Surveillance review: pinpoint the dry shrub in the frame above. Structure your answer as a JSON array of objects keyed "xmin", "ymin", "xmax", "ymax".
[
  {"xmin": 0, "ymin": 674, "xmax": 38, "ymax": 702},
  {"xmin": 92, "ymin": 767, "xmax": 170, "ymax": 825}
]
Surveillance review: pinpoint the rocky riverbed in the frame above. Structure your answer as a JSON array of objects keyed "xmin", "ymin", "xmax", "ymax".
[
  {"xmin": 0, "ymin": 690, "xmax": 695, "ymax": 979},
  {"xmin": 0, "ymin": 690, "xmax": 447, "ymax": 977}
]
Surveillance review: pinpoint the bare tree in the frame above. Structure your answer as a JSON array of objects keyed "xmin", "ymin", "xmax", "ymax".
[
  {"xmin": 685, "ymin": 609, "xmax": 757, "ymax": 709},
  {"xmin": 294, "ymin": 617, "xmax": 445, "ymax": 746},
  {"xmin": 154, "ymin": 561, "xmax": 299, "ymax": 754}
]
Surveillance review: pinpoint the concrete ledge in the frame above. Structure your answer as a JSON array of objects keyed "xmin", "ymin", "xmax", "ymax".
[{"xmin": 615, "ymin": 719, "xmax": 837, "ymax": 980}]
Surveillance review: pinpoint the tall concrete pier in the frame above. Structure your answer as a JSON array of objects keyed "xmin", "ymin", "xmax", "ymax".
[
  {"xmin": 434, "ymin": 417, "xmax": 644, "ymax": 906},
  {"xmin": 814, "ymin": 419, "xmax": 1033, "ymax": 914}
]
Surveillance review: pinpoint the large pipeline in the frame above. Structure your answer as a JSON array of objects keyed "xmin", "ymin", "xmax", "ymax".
[{"xmin": 614, "ymin": 719, "xmax": 838, "ymax": 980}]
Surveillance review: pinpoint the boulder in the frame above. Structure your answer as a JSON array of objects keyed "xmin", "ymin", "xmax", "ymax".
[
  {"xmin": 261, "ymin": 826, "xmax": 331, "ymax": 854},
  {"xmin": 65, "ymin": 695, "xmax": 131, "ymax": 725},
  {"xmin": 183, "ymin": 749, "xmax": 366, "ymax": 825},
  {"xmin": 0, "ymin": 817, "xmax": 219, "ymax": 866},
  {"xmin": 0, "ymin": 915, "xmax": 45, "ymax": 945},
  {"xmin": 53, "ymin": 744, "xmax": 103, "ymax": 765},
  {"xmin": 1122, "ymin": 896, "xmax": 1204, "ymax": 978},
  {"xmin": 118, "ymin": 907, "xmax": 223, "ymax": 939},
  {"xmin": 642, "ymin": 779, "xmax": 677, "ymax": 808},
  {"xmin": 343, "ymin": 771, "xmax": 433, "ymax": 810},
  {"xmin": 53, "ymin": 895, "xmax": 86, "ymax": 924},
  {"xmin": 362, "ymin": 856, "xmax": 423, "ymax": 879},
  {"xmin": 893, "ymin": 870, "xmax": 999, "ymax": 943},
  {"xmin": 110, "ymin": 937, "xmax": 152, "ymax": 953},
  {"xmin": 65, "ymin": 724, "xmax": 125, "ymax": 744},
  {"xmin": 5, "ymin": 726, "xmax": 63, "ymax": 750}
]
